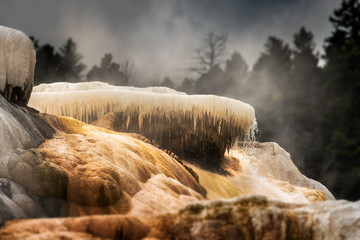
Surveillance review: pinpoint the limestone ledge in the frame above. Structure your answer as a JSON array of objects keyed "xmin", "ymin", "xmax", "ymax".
[{"xmin": 1, "ymin": 195, "xmax": 359, "ymax": 240}]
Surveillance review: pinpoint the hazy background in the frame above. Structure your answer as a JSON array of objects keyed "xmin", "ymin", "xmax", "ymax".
[
  {"xmin": 2, "ymin": 0, "xmax": 359, "ymax": 201},
  {"xmin": 0, "ymin": 0, "xmax": 338, "ymax": 83}
]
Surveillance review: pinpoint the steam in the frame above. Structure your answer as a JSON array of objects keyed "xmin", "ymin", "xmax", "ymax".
[
  {"xmin": 0, "ymin": 0, "xmax": 339, "ymax": 84},
  {"xmin": 0, "ymin": 0, "xmax": 339, "ymax": 168}
]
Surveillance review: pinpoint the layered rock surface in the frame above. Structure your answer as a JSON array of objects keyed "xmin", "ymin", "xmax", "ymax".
[
  {"xmin": 0, "ymin": 94, "xmax": 59, "ymax": 225},
  {"xmin": 37, "ymin": 114, "xmax": 206, "ymax": 217},
  {"xmin": 2, "ymin": 93, "xmax": 359, "ymax": 239},
  {"xmin": 29, "ymin": 82, "xmax": 257, "ymax": 165},
  {"xmin": 1, "ymin": 195, "xmax": 359, "ymax": 240},
  {"xmin": 0, "ymin": 26, "xmax": 358, "ymax": 239},
  {"xmin": 92, "ymin": 113, "xmax": 331, "ymax": 202},
  {"xmin": 0, "ymin": 85, "xmax": 335, "ymax": 226}
]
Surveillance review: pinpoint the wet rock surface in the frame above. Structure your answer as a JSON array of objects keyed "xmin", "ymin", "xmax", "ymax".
[
  {"xmin": 1, "ymin": 195, "xmax": 359, "ymax": 240},
  {"xmin": 0, "ymin": 91, "xmax": 345, "ymax": 239},
  {"xmin": 0, "ymin": 26, "xmax": 358, "ymax": 239},
  {"xmin": 0, "ymin": 95, "xmax": 58, "ymax": 225}
]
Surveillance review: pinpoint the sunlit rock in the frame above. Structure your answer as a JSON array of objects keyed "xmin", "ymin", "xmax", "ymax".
[
  {"xmin": 29, "ymin": 82, "xmax": 256, "ymax": 165},
  {"xmin": 37, "ymin": 114, "xmax": 206, "ymax": 216},
  {"xmin": 0, "ymin": 84, "xmax": 332, "ymax": 231},
  {"xmin": 32, "ymin": 81, "xmax": 185, "ymax": 94},
  {"xmin": 0, "ymin": 26, "xmax": 35, "ymax": 105},
  {"xmin": 1, "ymin": 92, "xmax": 206, "ymax": 220},
  {"xmin": 239, "ymin": 142, "xmax": 334, "ymax": 200},
  {"xmin": 172, "ymin": 195, "xmax": 360, "ymax": 240},
  {"xmin": 0, "ymin": 94, "xmax": 66, "ymax": 224},
  {"xmin": 0, "ymin": 94, "xmax": 60, "ymax": 196},
  {"xmin": 1, "ymin": 26, "xmax": 357, "ymax": 239},
  {"xmin": 183, "ymin": 143, "xmax": 329, "ymax": 203},
  {"xmin": 90, "ymin": 107, "xmax": 331, "ymax": 203},
  {"xmin": 1, "ymin": 195, "xmax": 359, "ymax": 240}
]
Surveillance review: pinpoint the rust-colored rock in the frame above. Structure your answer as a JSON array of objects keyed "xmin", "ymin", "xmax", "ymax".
[
  {"xmin": 91, "ymin": 112, "xmax": 116, "ymax": 131},
  {"xmin": 37, "ymin": 115, "xmax": 205, "ymax": 216},
  {"xmin": 1, "ymin": 195, "xmax": 359, "ymax": 240}
]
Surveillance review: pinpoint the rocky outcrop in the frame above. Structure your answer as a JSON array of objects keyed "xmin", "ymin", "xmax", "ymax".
[
  {"xmin": 0, "ymin": 94, "xmax": 59, "ymax": 225},
  {"xmin": 0, "ymin": 26, "xmax": 36, "ymax": 105},
  {"xmin": 182, "ymin": 143, "xmax": 329, "ymax": 203},
  {"xmin": 0, "ymin": 26, "xmax": 356, "ymax": 239},
  {"xmin": 91, "ymin": 111, "xmax": 331, "ymax": 203},
  {"xmin": 240, "ymin": 142, "xmax": 334, "ymax": 200},
  {"xmin": 29, "ymin": 82, "xmax": 257, "ymax": 166},
  {"xmin": 0, "ymin": 95, "xmax": 54, "ymax": 155},
  {"xmin": 40, "ymin": 114, "xmax": 206, "ymax": 216},
  {"xmin": 171, "ymin": 195, "xmax": 357, "ymax": 240},
  {"xmin": 1, "ymin": 195, "xmax": 359, "ymax": 240},
  {"xmin": 0, "ymin": 178, "xmax": 48, "ymax": 227},
  {"xmin": 0, "ymin": 89, "xmax": 333, "ymax": 228}
]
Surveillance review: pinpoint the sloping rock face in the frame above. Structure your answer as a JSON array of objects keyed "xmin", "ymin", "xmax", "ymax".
[
  {"xmin": 0, "ymin": 95, "xmax": 59, "ymax": 225},
  {"xmin": 184, "ymin": 146, "xmax": 329, "ymax": 203},
  {"xmin": 29, "ymin": 82, "xmax": 257, "ymax": 167},
  {"xmin": 37, "ymin": 114, "xmax": 206, "ymax": 217},
  {"xmin": 0, "ymin": 93, "xmax": 207, "ymax": 224},
  {"xmin": 234, "ymin": 142, "xmax": 334, "ymax": 200},
  {"xmin": 0, "ymin": 26, "xmax": 356, "ymax": 239},
  {"xmin": 92, "ymin": 112, "xmax": 332, "ymax": 203},
  {"xmin": 1, "ymin": 195, "xmax": 359, "ymax": 240},
  {"xmin": 0, "ymin": 178, "xmax": 47, "ymax": 227},
  {"xmin": 0, "ymin": 88, "xmax": 334, "ymax": 229}
]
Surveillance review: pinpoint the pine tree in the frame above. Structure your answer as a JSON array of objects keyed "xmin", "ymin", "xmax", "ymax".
[
  {"xmin": 292, "ymin": 27, "xmax": 320, "ymax": 103},
  {"xmin": 313, "ymin": 0, "xmax": 360, "ymax": 200},
  {"xmin": 225, "ymin": 51, "xmax": 248, "ymax": 83},
  {"xmin": 35, "ymin": 44, "xmax": 62, "ymax": 84},
  {"xmin": 254, "ymin": 36, "xmax": 292, "ymax": 79},
  {"xmin": 58, "ymin": 38, "xmax": 86, "ymax": 82},
  {"xmin": 223, "ymin": 51, "xmax": 249, "ymax": 99},
  {"xmin": 30, "ymin": 37, "xmax": 62, "ymax": 85},
  {"xmin": 195, "ymin": 64, "xmax": 227, "ymax": 95},
  {"xmin": 159, "ymin": 77, "xmax": 175, "ymax": 89},
  {"xmin": 177, "ymin": 78, "xmax": 195, "ymax": 94},
  {"xmin": 290, "ymin": 27, "xmax": 321, "ymax": 169},
  {"xmin": 251, "ymin": 36, "xmax": 292, "ymax": 142},
  {"xmin": 87, "ymin": 53, "xmax": 126, "ymax": 86}
]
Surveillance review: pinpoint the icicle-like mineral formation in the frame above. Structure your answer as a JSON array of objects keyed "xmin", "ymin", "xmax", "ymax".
[
  {"xmin": 29, "ymin": 82, "xmax": 257, "ymax": 165},
  {"xmin": 0, "ymin": 26, "xmax": 36, "ymax": 105}
]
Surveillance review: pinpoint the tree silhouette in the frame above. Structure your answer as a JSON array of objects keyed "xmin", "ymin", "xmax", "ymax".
[
  {"xmin": 225, "ymin": 51, "xmax": 248, "ymax": 92},
  {"xmin": 225, "ymin": 51, "xmax": 248, "ymax": 81},
  {"xmin": 159, "ymin": 77, "xmax": 175, "ymax": 89},
  {"xmin": 36, "ymin": 44, "xmax": 62, "ymax": 84},
  {"xmin": 195, "ymin": 64, "xmax": 228, "ymax": 95},
  {"xmin": 254, "ymin": 36, "xmax": 292, "ymax": 84},
  {"xmin": 30, "ymin": 37, "xmax": 62, "ymax": 85},
  {"xmin": 190, "ymin": 33, "xmax": 227, "ymax": 75},
  {"xmin": 288, "ymin": 27, "xmax": 321, "ymax": 169},
  {"xmin": 87, "ymin": 53, "xmax": 126, "ymax": 86},
  {"xmin": 249, "ymin": 36, "xmax": 293, "ymax": 157},
  {"xmin": 177, "ymin": 78, "xmax": 196, "ymax": 94},
  {"xmin": 308, "ymin": 0, "xmax": 360, "ymax": 200},
  {"xmin": 120, "ymin": 59, "xmax": 134, "ymax": 85},
  {"xmin": 58, "ymin": 38, "xmax": 86, "ymax": 82}
]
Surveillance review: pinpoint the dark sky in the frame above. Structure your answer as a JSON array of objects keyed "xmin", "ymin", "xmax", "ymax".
[{"xmin": 0, "ymin": 0, "xmax": 339, "ymax": 84}]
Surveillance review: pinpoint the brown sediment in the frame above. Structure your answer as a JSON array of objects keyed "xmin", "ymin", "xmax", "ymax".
[
  {"xmin": 2, "ymin": 195, "xmax": 359, "ymax": 240},
  {"xmin": 36, "ymin": 115, "xmax": 206, "ymax": 217},
  {"xmin": 29, "ymin": 84, "xmax": 256, "ymax": 169}
]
